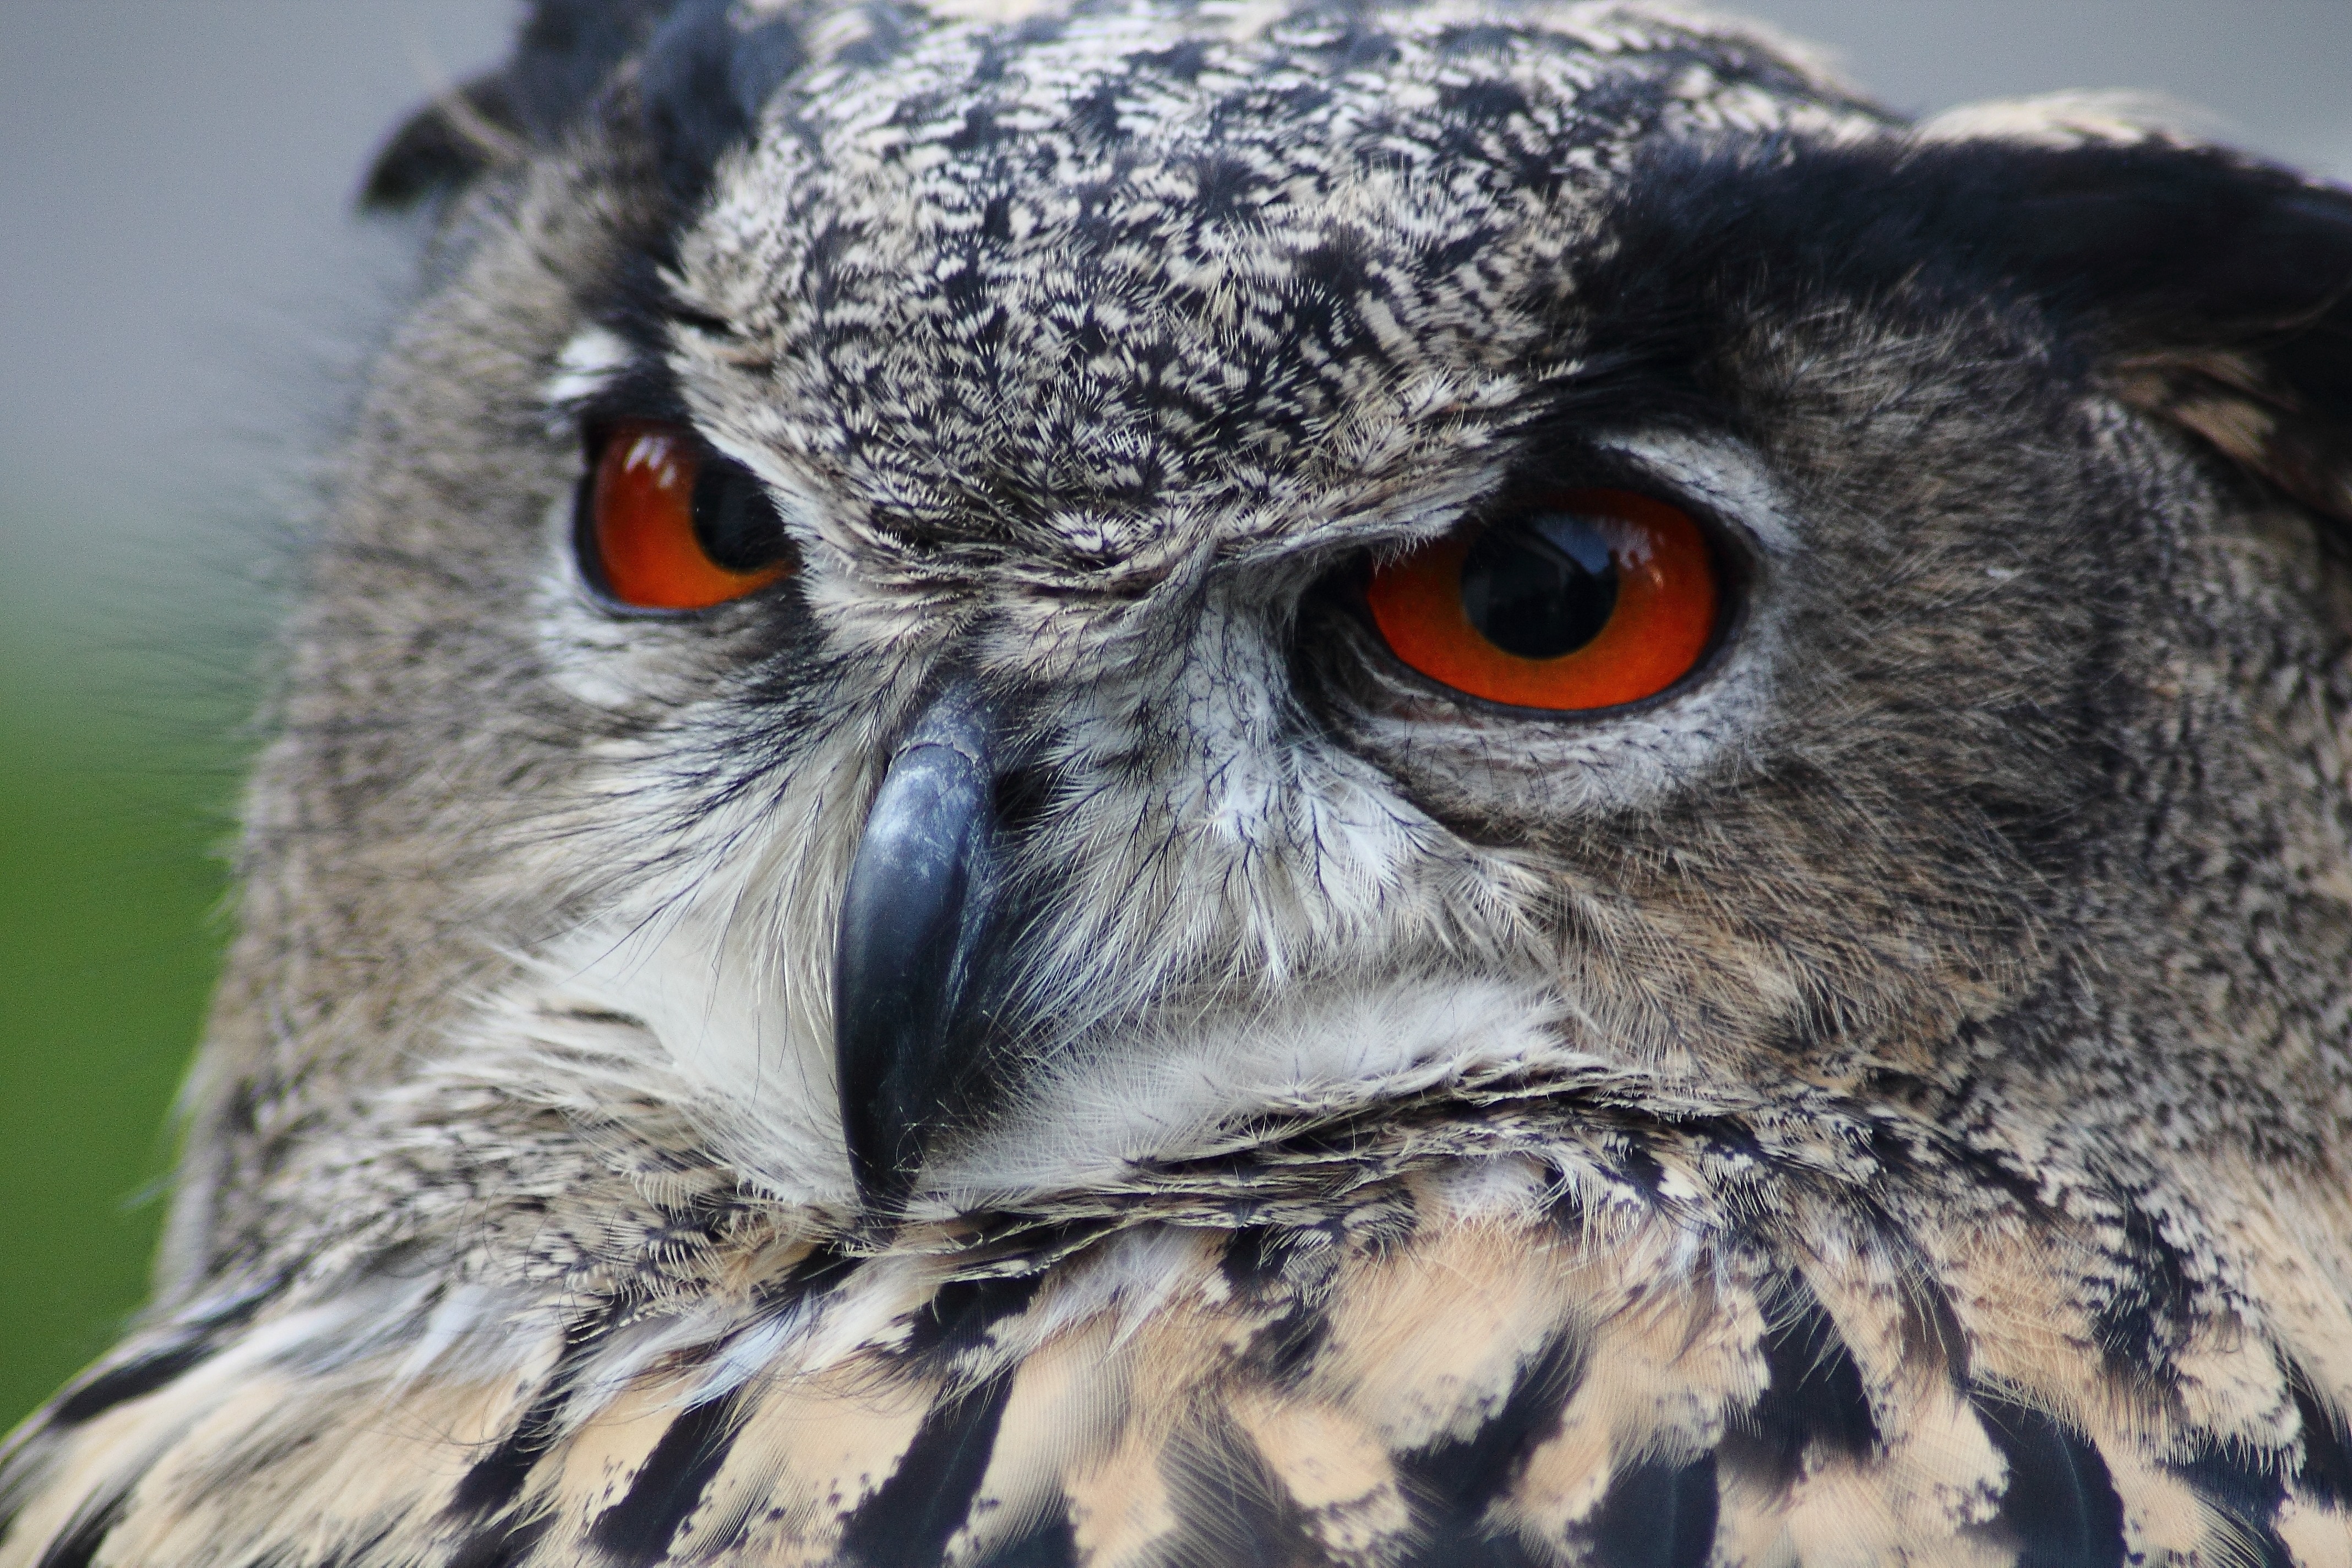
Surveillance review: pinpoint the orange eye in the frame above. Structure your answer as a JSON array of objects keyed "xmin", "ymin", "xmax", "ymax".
[
  {"xmin": 582, "ymin": 420, "xmax": 792, "ymax": 611},
  {"xmin": 1364, "ymin": 488, "xmax": 1720, "ymax": 711}
]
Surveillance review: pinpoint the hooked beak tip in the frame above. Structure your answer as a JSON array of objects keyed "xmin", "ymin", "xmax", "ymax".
[{"xmin": 832, "ymin": 680, "xmax": 1003, "ymax": 1203}]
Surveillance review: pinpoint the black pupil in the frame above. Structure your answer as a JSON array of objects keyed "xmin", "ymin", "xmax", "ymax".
[
  {"xmin": 692, "ymin": 460, "xmax": 786, "ymax": 573},
  {"xmin": 1460, "ymin": 509, "xmax": 1620, "ymax": 659}
]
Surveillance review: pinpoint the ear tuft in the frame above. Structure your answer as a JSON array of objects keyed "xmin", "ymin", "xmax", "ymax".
[
  {"xmin": 357, "ymin": 1, "xmax": 805, "ymax": 219},
  {"xmin": 358, "ymin": 0, "xmax": 679, "ymax": 213},
  {"xmin": 361, "ymin": 74, "xmax": 530, "ymax": 212},
  {"xmin": 2109, "ymin": 342, "xmax": 2352, "ymax": 525},
  {"xmin": 1963, "ymin": 141, "xmax": 2352, "ymax": 525}
]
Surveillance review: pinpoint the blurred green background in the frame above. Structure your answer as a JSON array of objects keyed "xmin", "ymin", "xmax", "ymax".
[
  {"xmin": 0, "ymin": 612, "xmax": 241, "ymax": 1429},
  {"xmin": 1, "ymin": 0, "xmax": 2344, "ymax": 1438}
]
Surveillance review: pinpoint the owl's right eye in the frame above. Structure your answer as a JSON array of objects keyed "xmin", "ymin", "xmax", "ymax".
[{"xmin": 579, "ymin": 421, "xmax": 793, "ymax": 611}]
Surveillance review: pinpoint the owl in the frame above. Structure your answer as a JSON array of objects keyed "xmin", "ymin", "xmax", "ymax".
[{"xmin": 7, "ymin": 0, "xmax": 2352, "ymax": 1564}]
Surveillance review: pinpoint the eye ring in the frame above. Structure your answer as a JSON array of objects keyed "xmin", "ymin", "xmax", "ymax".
[
  {"xmin": 575, "ymin": 420, "xmax": 794, "ymax": 614},
  {"xmin": 1362, "ymin": 487, "xmax": 1723, "ymax": 713}
]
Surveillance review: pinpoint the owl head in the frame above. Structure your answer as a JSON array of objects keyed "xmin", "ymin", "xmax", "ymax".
[{"xmin": 160, "ymin": 0, "xmax": 2347, "ymax": 1251}]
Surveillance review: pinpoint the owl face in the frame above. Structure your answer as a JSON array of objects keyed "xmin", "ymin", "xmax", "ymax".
[{"xmin": 230, "ymin": 0, "xmax": 2350, "ymax": 1233}]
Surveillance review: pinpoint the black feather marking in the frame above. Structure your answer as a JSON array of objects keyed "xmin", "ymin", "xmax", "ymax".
[
  {"xmin": 1580, "ymin": 1454, "xmax": 1720, "ymax": 1568},
  {"xmin": 1219, "ymin": 1226, "xmax": 1302, "ymax": 1288},
  {"xmin": 1400, "ymin": 1517, "xmax": 1547, "ymax": 1568},
  {"xmin": 969, "ymin": 1495, "xmax": 1080, "ymax": 1568},
  {"xmin": 1969, "ymin": 1388, "xmax": 2126, "ymax": 1568},
  {"xmin": 46, "ymin": 1342, "xmax": 215, "ymax": 1428},
  {"xmin": 1157, "ymin": 1413, "xmax": 1320, "ymax": 1568},
  {"xmin": 440, "ymin": 1512, "xmax": 552, "ymax": 1568},
  {"xmin": 1388, "ymin": 1333, "xmax": 1589, "ymax": 1568},
  {"xmin": 2088, "ymin": 1199, "xmax": 2197, "ymax": 1380},
  {"xmin": 446, "ymin": 1379, "xmax": 568, "ymax": 1523},
  {"xmin": 901, "ymin": 1271, "xmax": 1049, "ymax": 1362},
  {"xmin": 754, "ymin": 1241, "xmax": 862, "ymax": 1312},
  {"xmin": 2170, "ymin": 1436, "xmax": 2292, "ymax": 1568},
  {"xmin": 1610, "ymin": 1140, "xmax": 1670, "ymax": 1198},
  {"xmin": 1730, "ymin": 1272, "xmax": 1880, "ymax": 1485},
  {"xmin": 1222, "ymin": 1227, "xmax": 1339, "ymax": 1383},
  {"xmin": 586, "ymin": 1388, "xmax": 749, "ymax": 1564},
  {"xmin": 2284, "ymin": 1355, "xmax": 2352, "ymax": 1508},
  {"xmin": 835, "ymin": 1375, "xmax": 1017, "ymax": 1568},
  {"xmin": 33, "ymin": 1489, "xmax": 128, "ymax": 1568},
  {"xmin": 446, "ymin": 1309, "xmax": 624, "ymax": 1524},
  {"xmin": 1240, "ymin": 1298, "xmax": 1331, "ymax": 1384},
  {"xmin": 1398, "ymin": 1331, "xmax": 1587, "ymax": 1518}
]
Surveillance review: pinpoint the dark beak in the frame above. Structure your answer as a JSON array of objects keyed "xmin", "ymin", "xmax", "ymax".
[{"xmin": 832, "ymin": 679, "xmax": 1005, "ymax": 1203}]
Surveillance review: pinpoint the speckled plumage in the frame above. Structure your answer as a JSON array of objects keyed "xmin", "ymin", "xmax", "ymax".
[{"xmin": 8, "ymin": 1, "xmax": 2352, "ymax": 1564}]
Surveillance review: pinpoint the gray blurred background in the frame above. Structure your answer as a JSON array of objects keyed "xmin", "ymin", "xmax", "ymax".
[{"xmin": 0, "ymin": 0, "xmax": 2344, "ymax": 1425}]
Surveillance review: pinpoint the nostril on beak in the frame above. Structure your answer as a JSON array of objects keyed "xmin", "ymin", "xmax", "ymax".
[{"xmin": 832, "ymin": 679, "xmax": 1004, "ymax": 1204}]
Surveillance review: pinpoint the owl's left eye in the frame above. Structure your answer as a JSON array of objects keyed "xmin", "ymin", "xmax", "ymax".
[
  {"xmin": 579, "ymin": 421, "xmax": 793, "ymax": 612},
  {"xmin": 1363, "ymin": 488, "xmax": 1722, "ymax": 712}
]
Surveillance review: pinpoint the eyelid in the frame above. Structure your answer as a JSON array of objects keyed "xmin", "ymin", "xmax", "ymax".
[
  {"xmin": 1587, "ymin": 432, "xmax": 1798, "ymax": 556},
  {"xmin": 541, "ymin": 325, "xmax": 638, "ymax": 432}
]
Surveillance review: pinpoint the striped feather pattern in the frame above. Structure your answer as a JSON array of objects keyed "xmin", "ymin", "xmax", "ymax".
[{"xmin": 7, "ymin": 1076, "xmax": 2351, "ymax": 1567}]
